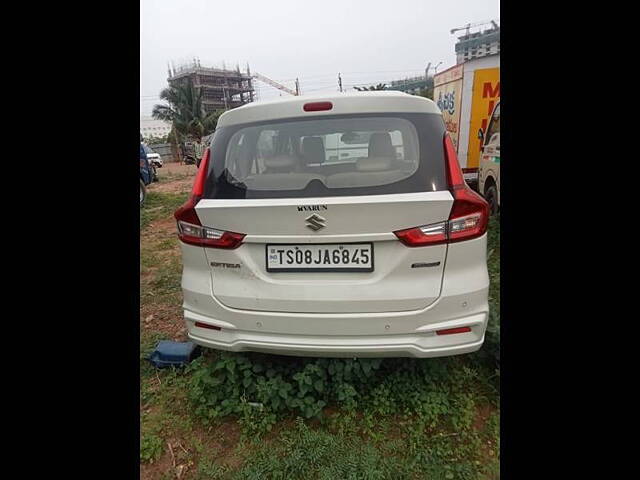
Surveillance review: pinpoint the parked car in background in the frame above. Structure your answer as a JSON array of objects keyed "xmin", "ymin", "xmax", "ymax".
[
  {"xmin": 140, "ymin": 142, "xmax": 153, "ymax": 205},
  {"xmin": 478, "ymin": 101, "xmax": 500, "ymax": 215},
  {"xmin": 141, "ymin": 145, "xmax": 159, "ymax": 182},
  {"xmin": 143, "ymin": 144, "xmax": 163, "ymax": 168},
  {"xmin": 175, "ymin": 91, "xmax": 490, "ymax": 358}
]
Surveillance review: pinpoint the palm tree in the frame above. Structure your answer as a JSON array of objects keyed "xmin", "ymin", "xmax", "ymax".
[
  {"xmin": 353, "ymin": 83, "xmax": 387, "ymax": 91},
  {"xmin": 152, "ymin": 80, "xmax": 224, "ymax": 141}
]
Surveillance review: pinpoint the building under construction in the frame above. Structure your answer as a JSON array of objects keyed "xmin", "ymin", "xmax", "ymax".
[
  {"xmin": 453, "ymin": 21, "xmax": 500, "ymax": 64},
  {"xmin": 167, "ymin": 60, "xmax": 255, "ymax": 113}
]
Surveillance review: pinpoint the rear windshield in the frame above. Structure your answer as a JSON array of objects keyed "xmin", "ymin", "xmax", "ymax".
[{"xmin": 203, "ymin": 113, "xmax": 446, "ymax": 199}]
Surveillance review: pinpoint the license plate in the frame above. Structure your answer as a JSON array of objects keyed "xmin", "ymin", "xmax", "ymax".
[{"xmin": 266, "ymin": 243, "xmax": 374, "ymax": 272}]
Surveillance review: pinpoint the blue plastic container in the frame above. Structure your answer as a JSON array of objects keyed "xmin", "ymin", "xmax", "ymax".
[{"xmin": 148, "ymin": 341, "xmax": 199, "ymax": 368}]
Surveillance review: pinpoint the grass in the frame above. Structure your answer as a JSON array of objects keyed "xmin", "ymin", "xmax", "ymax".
[
  {"xmin": 140, "ymin": 190, "xmax": 189, "ymax": 230},
  {"xmin": 140, "ymin": 188, "xmax": 500, "ymax": 479},
  {"xmin": 159, "ymin": 168, "xmax": 198, "ymax": 183},
  {"xmin": 485, "ymin": 214, "xmax": 501, "ymax": 365}
]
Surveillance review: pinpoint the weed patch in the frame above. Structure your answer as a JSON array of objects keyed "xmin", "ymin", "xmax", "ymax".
[
  {"xmin": 140, "ymin": 432, "xmax": 163, "ymax": 463},
  {"xmin": 187, "ymin": 351, "xmax": 494, "ymax": 438}
]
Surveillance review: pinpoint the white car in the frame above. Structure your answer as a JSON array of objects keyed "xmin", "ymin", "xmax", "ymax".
[
  {"xmin": 143, "ymin": 145, "xmax": 163, "ymax": 168},
  {"xmin": 175, "ymin": 91, "xmax": 490, "ymax": 358}
]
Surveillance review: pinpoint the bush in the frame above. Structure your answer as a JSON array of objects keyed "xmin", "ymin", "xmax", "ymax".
[
  {"xmin": 187, "ymin": 351, "xmax": 488, "ymax": 437},
  {"xmin": 187, "ymin": 353, "xmax": 383, "ymax": 424},
  {"xmin": 140, "ymin": 433, "xmax": 163, "ymax": 463}
]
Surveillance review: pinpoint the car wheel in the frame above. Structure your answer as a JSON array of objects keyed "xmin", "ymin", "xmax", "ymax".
[
  {"xmin": 485, "ymin": 184, "xmax": 499, "ymax": 216},
  {"xmin": 140, "ymin": 179, "xmax": 146, "ymax": 206}
]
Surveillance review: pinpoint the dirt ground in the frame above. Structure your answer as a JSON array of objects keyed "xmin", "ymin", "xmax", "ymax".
[
  {"xmin": 148, "ymin": 163, "xmax": 198, "ymax": 194},
  {"xmin": 156, "ymin": 162, "xmax": 198, "ymax": 176}
]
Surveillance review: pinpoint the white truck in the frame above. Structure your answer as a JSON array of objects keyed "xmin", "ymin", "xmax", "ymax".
[
  {"xmin": 478, "ymin": 101, "xmax": 500, "ymax": 214},
  {"xmin": 433, "ymin": 54, "xmax": 500, "ymax": 191}
]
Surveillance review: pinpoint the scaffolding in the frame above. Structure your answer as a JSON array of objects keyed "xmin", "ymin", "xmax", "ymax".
[{"xmin": 168, "ymin": 60, "xmax": 255, "ymax": 113}]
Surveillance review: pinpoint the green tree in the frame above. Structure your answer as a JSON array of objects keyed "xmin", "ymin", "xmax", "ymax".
[
  {"xmin": 417, "ymin": 86, "xmax": 434, "ymax": 100},
  {"xmin": 152, "ymin": 80, "xmax": 224, "ymax": 141},
  {"xmin": 353, "ymin": 83, "xmax": 387, "ymax": 91},
  {"xmin": 417, "ymin": 76, "xmax": 434, "ymax": 100}
]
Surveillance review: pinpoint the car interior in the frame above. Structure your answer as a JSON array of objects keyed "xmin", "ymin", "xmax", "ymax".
[{"xmin": 225, "ymin": 125, "xmax": 419, "ymax": 191}]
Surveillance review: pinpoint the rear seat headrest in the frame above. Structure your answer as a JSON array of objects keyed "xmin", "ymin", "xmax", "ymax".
[
  {"xmin": 264, "ymin": 154, "xmax": 296, "ymax": 170},
  {"xmin": 302, "ymin": 137, "xmax": 325, "ymax": 165},
  {"xmin": 357, "ymin": 157, "xmax": 393, "ymax": 172},
  {"xmin": 368, "ymin": 132, "xmax": 395, "ymax": 158}
]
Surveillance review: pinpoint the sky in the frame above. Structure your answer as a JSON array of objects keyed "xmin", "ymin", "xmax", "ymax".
[{"xmin": 140, "ymin": 0, "xmax": 499, "ymax": 117}]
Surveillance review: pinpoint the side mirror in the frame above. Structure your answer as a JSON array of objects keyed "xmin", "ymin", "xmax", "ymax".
[{"xmin": 477, "ymin": 128, "xmax": 485, "ymax": 141}]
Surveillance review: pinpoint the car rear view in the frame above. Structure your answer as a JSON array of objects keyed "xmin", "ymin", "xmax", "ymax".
[{"xmin": 175, "ymin": 92, "xmax": 490, "ymax": 358}]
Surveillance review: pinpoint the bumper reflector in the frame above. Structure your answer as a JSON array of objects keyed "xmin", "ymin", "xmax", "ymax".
[
  {"xmin": 195, "ymin": 321, "xmax": 221, "ymax": 331},
  {"xmin": 435, "ymin": 326, "xmax": 472, "ymax": 336}
]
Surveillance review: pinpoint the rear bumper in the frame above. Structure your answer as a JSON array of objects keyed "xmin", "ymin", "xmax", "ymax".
[
  {"xmin": 186, "ymin": 310, "xmax": 487, "ymax": 358},
  {"xmin": 181, "ymin": 234, "xmax": 490, "ymax": 358}
]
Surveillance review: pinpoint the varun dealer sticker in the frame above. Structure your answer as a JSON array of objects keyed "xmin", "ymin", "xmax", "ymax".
[{"xmin": 266, "ymin": 243, "xmax": 374, "ymax": 272}]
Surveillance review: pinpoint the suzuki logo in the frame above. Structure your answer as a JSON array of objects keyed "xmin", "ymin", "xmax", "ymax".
[{"xmin": 305, "ymin": 214, "xmax": 326, "ymax": 231}]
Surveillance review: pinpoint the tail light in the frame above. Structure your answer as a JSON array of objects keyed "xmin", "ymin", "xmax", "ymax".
[
  {"xmin": 394, "ymin": 222, "xmax": 448, "ymax": 247},
  {"xmin": 303, "ymin": 101, "xmax": 333, "ymax": 112},
  {"xmin": 174, "ymin": 148, "xmax": 246, "ymax": 249},
  {"xmin": 394, "ymin": 134, "xmax": 489, "ymax": 247}
]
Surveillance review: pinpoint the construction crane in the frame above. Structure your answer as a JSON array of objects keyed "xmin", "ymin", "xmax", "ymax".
[
  {"xmin": 450, "ymin": 19, "xmax": 499, "ymax": 37},
  {"xmin": 252, "ymin": 72, "xmax": 299, "ymax": 96}
]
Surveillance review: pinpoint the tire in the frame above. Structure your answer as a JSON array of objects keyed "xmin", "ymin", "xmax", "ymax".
[
  {"xmin": 140, "ymin": 179, "xmax": 146, "ymax": 206},
  {"xmin": 485, "ymin": 184, "xmax": 499, "ymax": 216}
]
